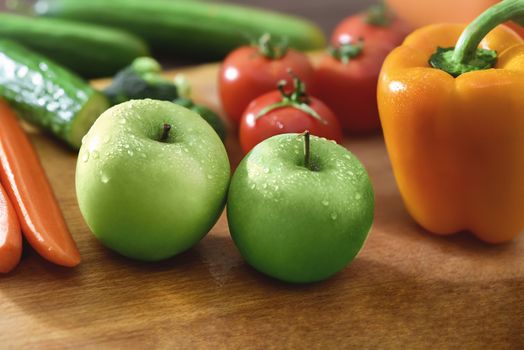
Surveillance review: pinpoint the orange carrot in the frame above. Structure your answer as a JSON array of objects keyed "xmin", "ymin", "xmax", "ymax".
[
  {"xmin": 0, "ymin": 100, "xmax": 80, "ymax": 267},
  {"xmin": 0, "ymin": 182, "xmax": 21, "ymax": 274}
]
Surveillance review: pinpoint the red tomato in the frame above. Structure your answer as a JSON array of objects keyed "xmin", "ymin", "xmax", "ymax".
[
  {"xmin": 219, "ymin": 44, "xmax": 314, "ymax": 125},
  {"xmin": 239, "ymin": 83, "xmax": 343, "ymax": 154},
  {"xmin": 331, "ymin": 3, "xmax": 410, "ymax": 51},
  {"xmin": 311, "ymin": 41, "xmax": 388, "ymax": 133}
]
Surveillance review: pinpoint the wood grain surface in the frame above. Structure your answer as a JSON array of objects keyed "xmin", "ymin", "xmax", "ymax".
[{"xmin": 1, "ymin": 62, "xmax": 523, "ymax": 349}]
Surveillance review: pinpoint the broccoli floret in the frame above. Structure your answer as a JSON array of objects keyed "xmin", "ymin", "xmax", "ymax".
[
  {"xmin": 103, "ymin": 57, "xmax": 178, "ymax": 105},
  {"xmin": 104, "ymin": 57, "xmax": 226, "ymax": 141}
]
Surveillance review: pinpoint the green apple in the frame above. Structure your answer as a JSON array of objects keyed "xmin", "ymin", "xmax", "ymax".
[
  {"xmin": 76, "ymin": 99, "xmax": 230, "ymax": 261},
  {"xmin": 227, "ymin": 132, "xmax": 374, "ymax": 283}
]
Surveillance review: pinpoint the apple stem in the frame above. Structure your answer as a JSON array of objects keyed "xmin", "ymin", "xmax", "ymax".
[
  {"xmin": 160, "ymin": 123, "xmax": 172, "ymax": 142},
  {"xmin": 303, "ymin": 130, "xmax": 311, "ymax": 170}
]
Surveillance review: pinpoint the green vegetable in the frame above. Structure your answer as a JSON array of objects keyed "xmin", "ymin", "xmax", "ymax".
[
  {"xmin": 37, "ymin": 0, "xmax": 326, "ymax": 59},
  {"xmin": 105, "ymin": 57, "xmax": 226, "ymax": 141},
  {"xmin": 103, "ymin": 57, "xmax": 178, "ymax": 106},
  {"xmin": 0, "ymin": 13, "xmax": 150, "ymax": 78},
  {"xmin": 0, "ymin": 40, "xmax": 110, "ymax": 148},
  {"xmin": 174, "ymin": 98, "xmax": 227, "ymax": 141}
]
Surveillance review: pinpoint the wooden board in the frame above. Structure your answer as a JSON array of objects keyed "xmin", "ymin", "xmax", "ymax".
[{"xmin": 1, "ymin": 62, "xmax": 523, "ymax": 349}]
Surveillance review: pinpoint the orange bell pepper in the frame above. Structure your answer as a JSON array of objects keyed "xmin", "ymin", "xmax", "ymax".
[{"xmin": 378, "ymin": 0, "xmax": 524, "ymax": 243}]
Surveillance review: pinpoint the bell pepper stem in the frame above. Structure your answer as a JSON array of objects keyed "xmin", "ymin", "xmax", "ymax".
[
  {"xmin": 430, "ymin": 0, "xmax": 524, "ymax": 77},
  {"xmin": 453, "ymin": 0, "xmax": 524, "ymax": 63}
]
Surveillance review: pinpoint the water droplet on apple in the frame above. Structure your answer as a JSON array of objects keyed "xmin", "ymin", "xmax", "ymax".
[
  {"xmin": 330, "ymin": 212, "xmax": 338, "ymax": 220},
  {"xmin": 322, "ymin": 199, "xmax": 329, "ymax": 206},
  {"xmin": 119, "ymin": 118, "xmax": 126, "ymax": 124},
  {"xmin": 81, "ymin": 135, "xmax": 87, "ymax": 145},
  {"xmin": 345, "ymin": 154, "xmax": 351, "ymax": 160},
  {"xmin": 274, "ymin": 185, "xmax": 279, "ymax": 191},
  {"xmin": 263, "ymin": 167, "xmax": 270, "ymax": 174},
  {"xmin": 81, "ymin": 152, "xmax": 89, "ymax": 163},
  {"xmin": 355, "ymin": 193, "xmax": 362, "ymax": 200},
  {"xmin": 207, "ymin": 174, "xmax": 213, "ymax": 179},
  {"xmin": 250, "ymin": 183, "xmax": 256, "ymax": 190},
  {"xmin": 262, "ymin": 183, "xmax": 267, "ymax": 189},
  {"xmin": 100, "ymin": 173, "xmax": 110, "ymax": 184},
  {"xmin": 103, "ymin": 135, "xmax": 111, "ymax": 144},
  {"xmin": 127, "ymin": 150, "xmax": 134, "ymax": 156},
  {"xmin": 91, "ymin": 150, "xmax": 99, "ymax": 159},
  {"xmin": 276, "ymin": 121, "xmax": 284, "ymax": 129}
]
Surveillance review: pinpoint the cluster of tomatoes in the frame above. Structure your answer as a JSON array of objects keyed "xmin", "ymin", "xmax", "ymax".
[{"xmin": 218, "ymin": 2, "xmax": 410, "ymax": 154}]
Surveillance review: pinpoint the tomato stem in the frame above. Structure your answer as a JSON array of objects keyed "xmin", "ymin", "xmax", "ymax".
[
  {"xmin": 365, "ymin": 1, "xmax": 393, "ymax": 27},
  {"xmin": 328, "ymin": 40, "xmax": 364, "ymax": 64},
  {"xmin": 257, "ymin": 33, "xmax": 289, "ymax": 59},
  {"xmin": 303, "ymin": 130, "xmax": 311, "ymax": 170},
  {"xmin": 255, "ymin": 70, "xmax": 326, "ymax": 123},
  {"xmin": 160, "ymin": 123, "xmax": 172, "ymax": 142}
]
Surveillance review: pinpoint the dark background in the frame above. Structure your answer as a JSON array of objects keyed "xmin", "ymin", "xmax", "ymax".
[{"xmin": 225, "ymin": 0, "xmax": 373, "ymax": 34}]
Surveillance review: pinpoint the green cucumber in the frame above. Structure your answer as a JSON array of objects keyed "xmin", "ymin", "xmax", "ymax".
[
  {"xmin": 0, "ymin": 40, "xmax": 109, "ymax": 149},
  {"xmin": 0, "ymin": 13, "xmax": 150, "ymax": 78},
  {"xmin": 37, "ymin": 0, "xmax": 326, "ymax": 59}
]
